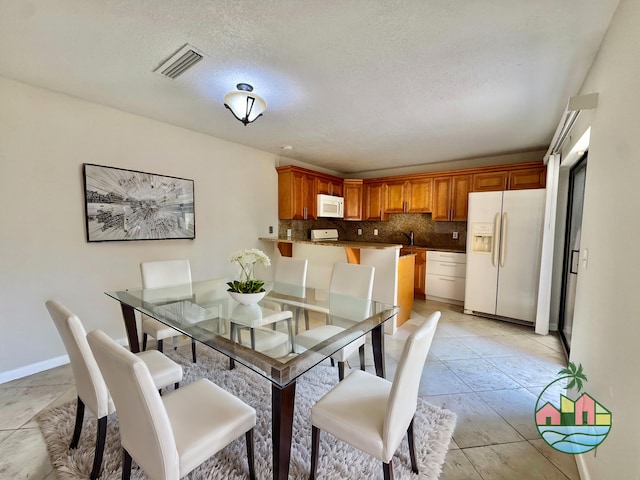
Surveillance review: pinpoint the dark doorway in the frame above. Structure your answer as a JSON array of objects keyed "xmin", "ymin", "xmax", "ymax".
[{"xmin": 559, "ymin": 153, "xmax": 587, "ymax": 353}]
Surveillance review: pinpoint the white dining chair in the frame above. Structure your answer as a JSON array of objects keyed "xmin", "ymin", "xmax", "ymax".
[
  {"xmin": 87, "ymin": 329, "xmax": 257, "ymax": 480},
  {"xmin": 46, "ymin": 300, "xmax": 183, "ymax": 480},
  {"xmin": 295, "ymin": 262, "xmax": 375, "ymax": 380},
  {"xmin": 141, "ymin": 259, "xmax": 198, "ymax": 363},
  {"xmin": 309, "ymin": 311, "xmax": 440, "ymax": 480},
  {"xmin": 273, "ymin": 256, "xmax": 309, "ymax": 334}
]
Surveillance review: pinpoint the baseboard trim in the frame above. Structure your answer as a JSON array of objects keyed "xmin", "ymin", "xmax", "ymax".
[
  {"xmin": 0, "ymin": 354, "xmax": 70, "ymax": 385},
  {"xmin": 0, "ymin": 336, "xmax": 130, "ymax": 385},
  {"xmin": 575, "ymin": 454, "xmax": 590, "ymax": 480}
]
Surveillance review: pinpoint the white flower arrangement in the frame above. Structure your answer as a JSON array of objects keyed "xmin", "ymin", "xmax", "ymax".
[{"xmin": 227, "ymin": 248, "xmax": 271, "ymax": 293}]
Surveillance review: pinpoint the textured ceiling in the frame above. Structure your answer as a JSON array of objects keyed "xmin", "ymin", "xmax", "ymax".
[{"xmin": 0, "ymin": 0, "xmax": 619, "ymax": 174}]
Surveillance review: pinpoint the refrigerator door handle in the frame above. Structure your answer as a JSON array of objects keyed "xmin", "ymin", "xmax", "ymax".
[
  {"xmin": 500, "ymin": 212, "xmax": 508, "ymax": 268},
  {"xmin": 492, "ymin": 213, "xmax": 501, "ymax": 267}
]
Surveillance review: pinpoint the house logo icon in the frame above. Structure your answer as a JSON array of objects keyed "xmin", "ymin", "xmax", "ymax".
[{"xmin": 535, "ymin": 362, "xmax": 612, "ymax": 454}]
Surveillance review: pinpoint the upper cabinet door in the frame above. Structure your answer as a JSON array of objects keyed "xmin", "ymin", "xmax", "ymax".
[
  {"xmin": 316, "ymin": 176, "xmax": 332, "ymax": 195},
  {"xmin": 277, "ymin": 166, "xmax": 317, "ymax": 219},
  {"xmin": 316, "ymin": 176, "xmax": 343, "ymax": 196},
  {"xmin": 432, "ymin": 177, "xmax": 452, "ymax": 221},
  {"xmin": 432, "ymin": 175, "xmax": 471, "ymax": 221},
  {"xmin": 343, "ymin": 179, "xmax": 363, "ymax": 221},
  {"xmin": 331, "ymin": 179, "xmax": 343, "ymax": 196},
  {"xmin": 292, "ymin": 171, "xmax": 316, "ymax": 220},
  {"xmin": 450, "ymin": 174, "xmax": 471, "ymax": 221},
  {"xmin": 363, "ymin": 182, "xmax": 385, "ymax": 221},
  {"xmin": 472, "ymin": 171, "xmax": 509, "ymax": 192},
  {"xmin": 508, "ymin": 166, "xmax": 546, "ymax": 190},
  {"xmin": 384, "ymin": 180, "xmax": 408, "ymax": 213},
  {"xmin": 406, "ymin": 177, "xmax": 433, "ymax": 213}
]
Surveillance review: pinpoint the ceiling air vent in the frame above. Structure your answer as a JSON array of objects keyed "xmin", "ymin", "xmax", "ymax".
[{"xmin": 154, "ymin": 44, "xmax": 204, "ymax": 79}]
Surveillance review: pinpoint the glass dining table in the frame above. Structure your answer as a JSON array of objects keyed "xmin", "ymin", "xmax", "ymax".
[{"xmin": 106, "ymin": 278, "xmax": 398, "ymax": 480}]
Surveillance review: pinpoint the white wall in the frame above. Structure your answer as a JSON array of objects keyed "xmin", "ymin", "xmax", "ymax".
[
  {"xmin": 558, "ymin": 0, "xmax": 640, "ymax": 477},
  {"xmin": 0, "ymin": 77, "xmax": 278, "ymax": 380}
]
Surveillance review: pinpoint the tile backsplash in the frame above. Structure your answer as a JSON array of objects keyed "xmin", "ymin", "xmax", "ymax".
[{"xmin": 278, "ymin": 213, "xmax": 467, "ymax": 250}]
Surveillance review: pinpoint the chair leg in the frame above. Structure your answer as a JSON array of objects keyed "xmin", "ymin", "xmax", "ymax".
[
  {"xmin": 294, "ymin": 307, "xmax": 301, "ymax": 335},
  {"xmin": 174, "ymin": 382, "xmax": 180, "ymax": 390},
  {"xmin": 157, "ymin": 339, "xmax": 163, "ymax": 353},
  {"xmin": 383, "ymin": 461, "xmax": 394, "ymax": 480},
  {"xmin": 142, "ymin": 333, "xmax": 148, "ymax": 351},
  {"xmin": 191, "ymin": 339, "xmax": 197, "ymax": 363},
  {"xmin": 304, "ymin": 310, "xmax": 310, "ymax": 330},
  {"xmin": 122, "ymin": 448, "xmax": 132, "ymax": 480},
  {"xmin": 90, "ymin": 416, "xmax": 107, "ymax": 480},
  {"xmin": 245, "ymin": 428, "xmax": 256, "ymax": 480},
  {"xmin": 330, "ymin": 358, "xmax": 335, "ymax": 367},
  {"xmin": 359, "ymin": 344, "xmax": 366, "ymax": 371},
  {"xmin": 310, "ymin": 425, "xmax": 320, "ymax": 480},
  {"xmin": 70, "ymin": 396, "xmax": 85, "ymax": 449},
  {"xmin": 407, "ymin": 417, "xmax": 419, "ymax": 473},
  {"xmin": 338, "ymin": 361, "xmax": 345, "ymax": 381}
]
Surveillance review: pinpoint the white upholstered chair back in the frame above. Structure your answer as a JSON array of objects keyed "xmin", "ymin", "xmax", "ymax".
[
  {"xmin": 87, "ymin": 330, "xmax": 179, "ymax": 480},
  {"xmin": 141, "ymin": 259, "xmax": 192, "ymax": 289},
  {"xmin": 328, "ymin": 263, "xmax": 374, "ymax": 320},
  {"xmin": 274, "ymin": 256, "xmax": 308, "ymax": 286},
  {"xmin": 329, "ymin": 262, "xmax": 374, "ymax": 298},
  {"xmin": 382, "ymin": 311, "xmax": 440, "ymax": 458},
  {"xmin": 45, "ymin": 300, "xmax": 114, "ymax": 418}
]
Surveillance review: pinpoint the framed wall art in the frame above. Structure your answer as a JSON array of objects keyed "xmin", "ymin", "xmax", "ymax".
[{"xmin": 83, "ymin": 164, "xmax": 195, "ymax": 242}]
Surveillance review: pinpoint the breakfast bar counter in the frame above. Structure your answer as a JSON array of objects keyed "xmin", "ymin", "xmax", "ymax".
[{"xmin": 259, "ymin": 237, "xmax": 414, "ymax": 332}]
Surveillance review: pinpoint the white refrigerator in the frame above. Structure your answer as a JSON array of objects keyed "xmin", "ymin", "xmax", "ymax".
[{"xmin": 464, "ymin": 189, "xmax": 545, "ymax": 324}]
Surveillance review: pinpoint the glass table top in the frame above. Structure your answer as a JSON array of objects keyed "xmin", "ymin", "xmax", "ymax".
[{"xmin": 106, "ymin": 278, "xmax": 398, "ymax": 387}]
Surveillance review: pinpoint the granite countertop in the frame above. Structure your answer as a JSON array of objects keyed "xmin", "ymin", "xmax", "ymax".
[
  {"xmin": 259, "ymin": 237, "xmax": 402, "ymax": 250},
  {"xmin": 400, "ymin": 245, "xmax": 466, "ymax": 253},
  {"xmin": 259, "ymin": 237, "xmax": 465, "ymax": 253}
]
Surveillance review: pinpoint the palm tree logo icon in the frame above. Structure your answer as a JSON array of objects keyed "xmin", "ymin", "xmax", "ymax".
[{"xmin": 534, "ymin": 362, "xmax": 612, "ymax": 454}]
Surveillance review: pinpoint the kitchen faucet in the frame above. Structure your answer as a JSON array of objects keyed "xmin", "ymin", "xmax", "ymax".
[{"xmin": 403, "ymin": 231, "xmax": 415, "ymax": 246}]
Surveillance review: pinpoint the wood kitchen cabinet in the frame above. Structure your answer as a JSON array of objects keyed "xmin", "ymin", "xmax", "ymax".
[
  {"xmin": 407, "ymin": 176, "xmax": 434, "ymax": 212},
  {"xmin": 383, "ymin": 180, "xmax": 408, "ymax": 214},
  {"xmin": 400, "ymin": 247, "xmax": 427, "ymax": 299},
  {"xmin": 432, "ymin": 174, "xmax": 471, "ymax": 221},
  {"xmin": 472, "ymin": 164, "xmax": 546, "ymax": 192},
  {"xmin": 316, "ymin": 176, "xmax": 343, "ymax": 196},
  {"xmin": 343, "ymin": 179, "xmax": 363, "ymax": 220},
  {"xmin": 363, "ymin": 181, "xmax": 385, "ymax": 221},
  {"xmin": 472, "ymin": 170, "xmax": 509, "ymax": 192},
  {"xmin": 277, "ymin": 166, "xmax": 316, "ymax": 220},
  {"xmin": 277, "ymin": 165, "xmax": 345, "ymax": 219},
  {"xmin": 508, "ymin": 166, "xmax": 546, "ymax": 190},
  {"xmin": 383, "ymin": 176, "xmax": 433, "ymax": 214},
  {"xmin": 277, "ymin": 162, "xmax": 545, "ymax": 221}
]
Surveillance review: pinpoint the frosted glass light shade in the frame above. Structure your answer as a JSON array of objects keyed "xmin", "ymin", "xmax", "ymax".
[{"xmin": 224, "ymin": 84, "xmax": 267, "ymax": 125}]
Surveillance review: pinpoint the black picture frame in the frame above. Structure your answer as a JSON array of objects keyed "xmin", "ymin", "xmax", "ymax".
[{"xmin": 83, "ymin": 163, "xmax": 195, "ymax": 242}]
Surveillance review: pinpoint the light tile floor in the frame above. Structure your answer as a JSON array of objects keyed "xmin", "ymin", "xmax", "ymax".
[{"xmin": 0, "ymin": 299, "xmax": 577, "ymax": 480}]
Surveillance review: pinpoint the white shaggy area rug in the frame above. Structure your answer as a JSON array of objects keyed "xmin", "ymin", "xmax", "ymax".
[{"xmin": 38, "ymin": 345, "xmax": 456, "ymax": 479}]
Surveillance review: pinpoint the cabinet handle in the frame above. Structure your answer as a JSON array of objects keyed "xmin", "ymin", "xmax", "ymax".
[
  {"xmin": 439, "ymin": 262, "xmax": 457, "ymax": 267},
  {"xmin": 303, "ymin": 207, "xmax": 307, "ymax": 220},
  {"xmin": 439, "ymin": 277, "xmax": 456, "ymax": 282}
]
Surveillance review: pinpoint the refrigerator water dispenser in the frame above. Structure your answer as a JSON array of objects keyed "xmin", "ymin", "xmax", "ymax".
[{"xmin": 471, "ymin": 222, "xmax": 494, "ymax": 254}]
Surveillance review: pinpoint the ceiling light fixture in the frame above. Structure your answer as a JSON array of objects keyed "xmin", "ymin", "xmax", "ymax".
[{"xmin": 224, "ymin": 83, "xmax": 267, "ymax": 126}]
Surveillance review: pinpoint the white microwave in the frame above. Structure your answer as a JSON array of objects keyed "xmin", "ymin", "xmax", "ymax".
[{"xmin": 317, "ymin": 194, "xmax": 344, "ymax": 218}]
